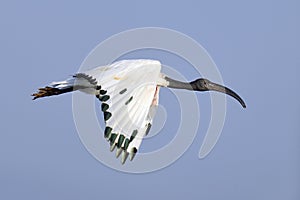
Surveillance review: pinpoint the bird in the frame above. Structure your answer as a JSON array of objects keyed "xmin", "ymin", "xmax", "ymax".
[{"xmin": 32, "ymin": 59, "xmax": 246, "ymax": 164}]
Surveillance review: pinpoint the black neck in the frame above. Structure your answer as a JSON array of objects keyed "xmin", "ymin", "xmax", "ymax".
[{"xmin": 165, "ymin": 77, "xmax": 195, "ymax": 90}]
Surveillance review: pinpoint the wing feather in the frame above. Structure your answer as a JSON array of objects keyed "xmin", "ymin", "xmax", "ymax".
[{"xmin": 83, "ymin": 59, "xmax": 161, "ymax": 164}]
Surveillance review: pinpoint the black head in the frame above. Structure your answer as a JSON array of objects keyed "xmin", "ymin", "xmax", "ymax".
[
  {"xmin": 190, "ymin": 78, "xmax": 211, "ymax": 91},
  {"xmin": 190, "ymin": 78, "xmax": 246, "ymax": 108}
]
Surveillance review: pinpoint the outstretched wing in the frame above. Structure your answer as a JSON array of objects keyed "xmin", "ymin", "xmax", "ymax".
[{"xmin": 83, "ymin": 60, "xmax": 161, "ymax": 164}]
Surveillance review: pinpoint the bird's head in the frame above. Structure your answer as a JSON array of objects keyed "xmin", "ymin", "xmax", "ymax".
[{"xmin": 190, "ymin": 78, "xmax": 246, "ymax": 108}]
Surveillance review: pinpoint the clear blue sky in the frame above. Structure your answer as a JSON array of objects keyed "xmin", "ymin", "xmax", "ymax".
[{"xmin": 0, "ymin": 0, "xmax": 299, "ymax": 199}]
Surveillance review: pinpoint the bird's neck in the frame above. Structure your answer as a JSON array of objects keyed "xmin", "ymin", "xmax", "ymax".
[{"xmin": 165, "ymin": 77, "xmax": 195, "ymax": 90}]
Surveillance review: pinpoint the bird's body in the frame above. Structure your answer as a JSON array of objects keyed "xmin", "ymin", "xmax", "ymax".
[{"xmin": 33, "ymin": 59, "xmax": 246, "ymax": 164}]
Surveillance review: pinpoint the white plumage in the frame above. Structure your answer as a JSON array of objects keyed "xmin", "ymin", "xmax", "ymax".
[
  {"xmin": 34, "ymin": 60, "xmax": 167, "ymax": 163},
  {"xmin": 84, "ymin": 60, "xmax": 164, "ymax": 162},
  {"xmin": 33, "ymin": 59, "xmax": 246, "ymax": 164}
]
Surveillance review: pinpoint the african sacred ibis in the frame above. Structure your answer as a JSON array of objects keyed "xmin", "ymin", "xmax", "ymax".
[{"xmin": 33, "ymin": 59, "xmax": 246, "ymax": 164}]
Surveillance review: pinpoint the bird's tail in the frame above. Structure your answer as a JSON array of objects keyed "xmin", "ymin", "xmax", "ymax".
[
  {"xmin": 32, "ymin": 79, "xmax": 76, "ymax": 100},
  {"xmin": 32, "ymin": 73, "xmax": 100, "ymax": 100}
]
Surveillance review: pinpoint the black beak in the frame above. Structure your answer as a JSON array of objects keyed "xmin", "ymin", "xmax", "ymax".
[
  {"xmin": 165, "ymin": 76, "xmax": 246, "ymax": 108},
  {"xmin": 206, "ymin": 81, "xmax": 246, "ymax": 108}
]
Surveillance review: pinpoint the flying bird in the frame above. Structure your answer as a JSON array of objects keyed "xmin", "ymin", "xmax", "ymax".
[{"xmin": 32, "ymin": 59, "xmax": 246, "ymax": 164}]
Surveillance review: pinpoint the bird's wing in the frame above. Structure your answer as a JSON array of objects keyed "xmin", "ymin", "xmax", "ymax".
[{"xmin": 83, "ymin": 60, "xmax": 161, "ymax": 164}]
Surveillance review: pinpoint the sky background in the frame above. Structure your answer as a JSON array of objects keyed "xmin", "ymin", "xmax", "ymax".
[{"xmin": 0, "ymin": 0, "xmax": 299, "ymax": 199}]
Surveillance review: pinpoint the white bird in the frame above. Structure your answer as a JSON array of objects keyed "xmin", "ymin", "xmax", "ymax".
[{"xmin": 33, "ymin": 59, "xmax": 246, "ymax": 164}]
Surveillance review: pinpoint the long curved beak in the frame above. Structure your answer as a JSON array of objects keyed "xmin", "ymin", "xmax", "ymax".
[{"xmin": 206, "ymin": 81, "xmax": 246, "ymax": 108}]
